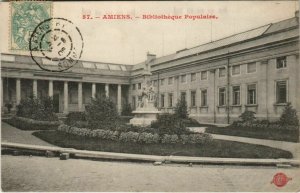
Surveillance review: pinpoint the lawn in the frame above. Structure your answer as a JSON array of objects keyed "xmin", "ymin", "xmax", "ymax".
[
  {"xmin": 206, "ymin": 126, "xmax": 299, "ymax": 143},
  {"xmin": 32, "ymin": 130, "xmax": 293, "ymax": 159}
]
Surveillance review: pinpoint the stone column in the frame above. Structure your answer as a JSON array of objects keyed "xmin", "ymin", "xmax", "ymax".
[
  {"xmin": 92, "ymin": 83, "xmax": 96, "ymax": 98},
  {"xmin": 258, "ymin": 61, "xmax": 267, "ymax": 117},
  {"xmin": 33, "ymin": 79, "xmax": 37, "ymax": 97},
  {"xmin": 16, "ymin": 78, "xmax": 21, "ymax": 105},
  {"xmin": 288, "ymin": 55, "xmax": 297, "ymax": 108},
  {"xmin": 48, "ymin": 80, "xmax": 53, "ymax": 97},
  {"xmin": 78, "ymin": 82, "xmax": 83, "ymax": 111},
  {"xmin": 117, "ymin": 84, "xmax": 122, "ymax": 114},
  {"xmin": 208, "ymin": 70, "xmax": 216, "ymax": 122},
  {"xmin": 1, "ymin": 78, "xmax": 3, "ymax": 108},
  {"xmin": 105, "ymin": 83, "xmax": 109, "ymax": 98},
  {"xmin": 63, "ymin": 81, "xmax": 68, "ymax": 114}
]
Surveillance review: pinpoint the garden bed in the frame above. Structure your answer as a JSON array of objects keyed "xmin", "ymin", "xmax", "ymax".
[
  {"xmin": 206, "ymin": 125, "xmax": 299, "ymax": 143},
  {"xmin": 3, "ymin": 117, "xmax": 60, "ymax": 131},
  {"xmin": 32, "ymin": 130, "xmax": 293, "ymax": 159}
]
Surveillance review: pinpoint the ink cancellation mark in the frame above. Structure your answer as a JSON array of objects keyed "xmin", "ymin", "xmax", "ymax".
[
  {"xmin": 29, "ymin": 18, "xmax": 84, "ymax": 72},
  {"xmin": 10, "ymin": 1, "xmax": 52, "ymax": 51}
]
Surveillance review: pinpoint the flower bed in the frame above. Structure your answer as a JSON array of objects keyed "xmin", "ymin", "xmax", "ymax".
[
  {"xmin": 4, "ymin": 116, "xmax": 61, "ymax": 130},
  {"xmin": 33, "ymin": 130, "xmax": 293, "ymax": 158},
  {"xmin": 58, "ymin": 124, "xmax": 212, "ymax": 145}
]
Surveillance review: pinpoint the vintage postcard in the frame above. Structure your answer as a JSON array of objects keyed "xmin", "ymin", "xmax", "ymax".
[{"xmin": 0, "ymin": 1, "xmax": 299, "ymax": 192}]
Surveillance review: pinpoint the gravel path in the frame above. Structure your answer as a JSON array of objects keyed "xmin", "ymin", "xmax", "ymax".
[
  {"xmin": 1, "ymin": 122, "xmax": 55, "ymax": 147},
  {"xmin": 2, "ymin": 155, "xmax": 300, "ymax": 192}
]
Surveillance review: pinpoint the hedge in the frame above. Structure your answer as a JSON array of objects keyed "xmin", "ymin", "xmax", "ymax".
[
  {"xmin": 206, "ymin": 121, "xmax": 299, "ymax": 142},
  {"xmin": 231, "ymin": 121, "xmax": 299, "ymax": 131},
  {"xmin": 4, "ymin": 116, "xmax": 61, "ymax": 130},
  {"xmin": 58, "ymin": 124, "xmax": 212, "ymax": 145}
]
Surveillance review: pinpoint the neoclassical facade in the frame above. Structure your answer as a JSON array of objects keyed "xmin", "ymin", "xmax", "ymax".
[{"xmin": 1, "ymin": 12, "xmax": 299, "ymax": 124}]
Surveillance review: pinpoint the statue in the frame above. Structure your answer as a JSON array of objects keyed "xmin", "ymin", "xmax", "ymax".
[
  {"xmin": 130, "ymin": 74, "xmax": 160, "ymax": 126},
  {"xmin": 137, "ymin": 83, "xmax": 156, "ymax": 109}
]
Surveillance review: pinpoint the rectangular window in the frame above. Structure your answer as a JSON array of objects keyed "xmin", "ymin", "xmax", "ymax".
[
  {"xmin": 276, "ymin": 57, "xmax": 287, "ymax": 69},
  {"xmin": 168, "ymin": 77, "xmax": 173, "ymax": 85},
  {"xmin": 132, "ymin": 84, "xmax": 136, "ymax": 90},
  {"xmin": 232, "ymin": 86, "xmax": 240, "ymax": 105},
  {"xmin": 138, "ymin": 83, "xmax": 141, "ymax": 89},
  {"xmin": 153, "ymin": 80, "xmax": 158, "ymax": 87},
  {"xmin": 191, "ymin": 73, "xmax": 196, "ymax": 81},
  {"xmin": 201, "ymin": 71, "xmax": 207, "ymax": 80},
  {"xmin": 161, "ymin": 94, "xmax": 165, "ymax": 108},
  {"xmin": 276, "ymin": 80, "xmax": 287, "ymax": 104},
  {"xmin": 168, "ymin": 93, "xmax": 173, "ymax": 107},
  {"xmin": 219, "ymin": 87, "xmax": 226, "ymax": 106},
  {"xmin": 247, "ymin": 62, "xmax": 256, "ymax": 73},
  {"xmin": 181, "ymin": 92, "xmax": 186, "ymax": 102},
  {"xmin": 191, "ymin": 91, "xmax": 196, "ymax": 107},
  {"xmin": 181, "ymin": 75, "xmax": 186, "ymax": 83},
  {"xmin": 161, "ymin": 79, "xmax": 165, "ymax": 86},
  {"xmin": 232, "ymin": 65, "xmax": 240, "ymax": 75},
  {"xmin": 219, "ymin": 68, "xmax": 226, "ymax": 77},
  {"xmin": 247, "ymin": 84, "xmax": 257, "ymax": 105},
  {"xmin": 201, "ymin": 89, "xmax": 207, "ymax": 106}
]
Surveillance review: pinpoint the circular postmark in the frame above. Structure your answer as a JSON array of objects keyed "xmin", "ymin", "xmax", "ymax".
[
  {"xmin": 271, "ymin": 172, "xmax": 292, "ymax": 187},
  {"xmin": 29, "ymin": 17, "xmax": 84, "ymax": 72}
]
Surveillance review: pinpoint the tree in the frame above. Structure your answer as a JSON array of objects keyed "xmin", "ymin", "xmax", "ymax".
[
  {"xmin": 239, "ymin": 110, "xmax": 256, "ymax": 122},
  {"xmin": 85, "ymin": 97, "xmax": 119, "ymax": 130},
  {"xmin": 16, "ymin": 96, "xmax": 58, "ymax": 121},
  {"xmin": 174, "ymin": 98, "xmax": 188, "ymax": 119},
  {"xmin": 279, "ymin": 103, "xmax": 299, "ymax": 126}
]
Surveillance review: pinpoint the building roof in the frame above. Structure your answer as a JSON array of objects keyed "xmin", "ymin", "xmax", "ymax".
[
  {"xmin": 1, "ymin": 53, "xmax": 132, "ymax": 73},
  {"xmin": 2, "ymin": 15, "xmax": 299, "ymax": 74},
  {"xmin": 148, "ymin": 16, "xmax": 299, "ymax": 66}
]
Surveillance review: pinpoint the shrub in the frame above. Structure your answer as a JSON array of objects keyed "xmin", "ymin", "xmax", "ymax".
[
  {"xmin": 137, "ymin": 132, "xmax": 160, "ymax": 144},
  {"xmin": 65, "ymin": 112, "xmax": 87, "ymax": 126},
  {"xmin": 188, "ymin": 134, "xmax": 212, "ymax": 144},
  {"xmin": 92, "ymin": 129, "xmax": 119, "ymax": 141},
  {"xmin": 161, "ymin": 134, "xmax": 179, "ymax": 144},
  {"xmin": 121, "ymin": 103, "xmax": 133, "ymax": 116},
  {"xmin": 16, "ymin": 96, "xmax": 58, "ymax": 121},
  {"xmin": 151, "ymin": 114, "xmax": 190, "ymax": 135},
  {"xmin": 239, "ymin": 110, "xmax": 256, "ymax": 122},
  {"xmin": 5, "ymin": 103, "xmax": 12, "ymax": 113},
  {"xmin": 279, "ymin": 103, "xmax": 299, "ymax": 126},
  {"xmin": 5, "ymin": 116, "xmax": 60, "ymax": 130},
  {"xmin": 174, "ymin": 98, "xmax": 188, "ymax": 119},
  {"xmin": 58, "ymin": 124, "xmax": 70, "ymax": 133},
  {"xmin": 119, "ymin": 131, "xmax": 139, "ymax": 143},
  {"xmin": 116, "ymin": 124, "xmax": 155, "ymax": 133},
  {"xmin": 180, "ymin": 134, "xmax": 212, "ymax": 144},
  {"xmin": 85, "ymin": 97, "xmax": 119, "ymax": 130}
]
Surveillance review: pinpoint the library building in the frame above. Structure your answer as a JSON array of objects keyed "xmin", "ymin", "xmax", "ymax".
[{"xmin": 1, "ymin": 11, "xmax": 299, "ymax": 124}]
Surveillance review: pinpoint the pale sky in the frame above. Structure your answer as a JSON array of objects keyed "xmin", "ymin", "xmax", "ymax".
[{"xmin": 0, "ymin": 1, "xmax": 299, "ymax": 65}]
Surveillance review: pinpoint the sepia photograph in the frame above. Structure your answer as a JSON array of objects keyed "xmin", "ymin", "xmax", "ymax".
[{"xmin": 0, "ymin": 0, "xmax": 299, "ymax": 192}]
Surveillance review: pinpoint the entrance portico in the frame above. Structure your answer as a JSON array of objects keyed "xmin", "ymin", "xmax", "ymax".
[{"xmin": 1, "ymin": 77, "xmax": 128, "ymax": 115}]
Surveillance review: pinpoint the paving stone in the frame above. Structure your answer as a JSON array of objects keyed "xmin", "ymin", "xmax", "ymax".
[
  {"xmin": 60, "ymin": 153, "xmax": 69, "ymax": 160},
  {"xmin": 45, "ymin": 150, "xmax": 55, "ymax": 158},
  {"xmin": 153, "ymin": 161, "xmax": 162, "ymax": 166}
]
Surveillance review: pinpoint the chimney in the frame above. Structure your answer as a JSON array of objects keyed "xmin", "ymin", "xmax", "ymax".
[{"xmin": 146, "ymin": 52, "xmax": 156, "ymax": 63}]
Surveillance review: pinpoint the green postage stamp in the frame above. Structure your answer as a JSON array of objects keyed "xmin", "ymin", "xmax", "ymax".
[{"xmin": 10, "ymin": 1, "xmax": 52, "ymax": 51}]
